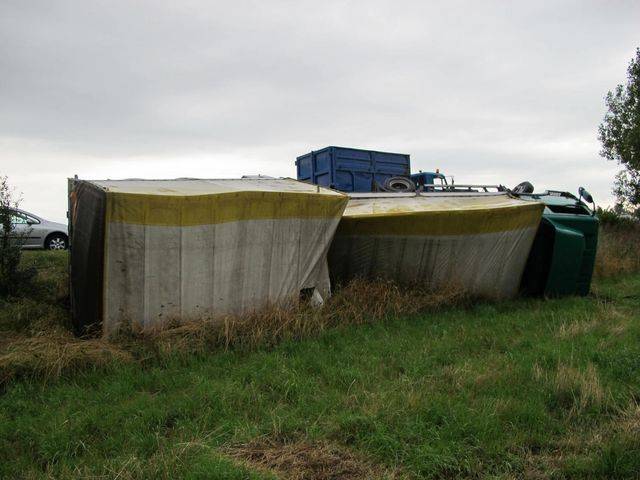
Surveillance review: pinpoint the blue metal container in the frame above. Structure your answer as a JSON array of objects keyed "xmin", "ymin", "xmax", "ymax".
[{"xmin": 296, "ymin": 146, "xmax": 411, "ymax": 192}]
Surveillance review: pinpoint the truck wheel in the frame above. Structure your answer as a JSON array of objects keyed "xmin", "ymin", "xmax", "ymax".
[
  {"xmin": 512, "ymin": 181, "xmax": 534, "ymax": 194},
  {"xmin": 384, "ymin": 176, "xmax": 415, "ymax": 192}
]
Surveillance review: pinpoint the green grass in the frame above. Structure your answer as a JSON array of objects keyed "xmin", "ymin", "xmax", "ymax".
[
  {"xmin": 0, "ymin": 250, "xmax": 69, "ymax": 335},
  {"xmin": 1, "ymin": 252, "xmax": 640, "ymax": 478}
]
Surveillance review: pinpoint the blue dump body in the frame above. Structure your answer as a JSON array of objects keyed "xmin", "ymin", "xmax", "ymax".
[{"xmin": 296, "ymin": 146, "xmax": 410, "ymax": 192}]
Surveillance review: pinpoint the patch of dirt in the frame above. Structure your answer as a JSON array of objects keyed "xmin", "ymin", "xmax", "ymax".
[{"xmin": 223, "ymin": 437, "xmax": 402, "ymax": 480}]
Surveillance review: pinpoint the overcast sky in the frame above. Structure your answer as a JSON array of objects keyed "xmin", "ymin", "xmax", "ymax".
[{"xmin": 1, "ymin": 0, "xmax": 638, "ymax": 221}]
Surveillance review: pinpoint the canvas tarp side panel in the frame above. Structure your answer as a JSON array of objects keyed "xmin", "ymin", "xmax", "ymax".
[
  {"xmin": 329, "ymin": 229, "xmax": 539, "ymax": 298},
  {"xmin": 69, "ymin": 181, "xmax": 106, "ymax": 334},
  {"xmin": 328, "ymin": 195, "xmax": 544, "ymax": 298},
  {"xmin": 102, "ymin": 190, "xmax": 347, "ymax": 334}
]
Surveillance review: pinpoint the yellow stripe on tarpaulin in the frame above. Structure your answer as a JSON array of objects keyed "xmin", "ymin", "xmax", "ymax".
[
  {"xmin": 105, "ymin": 191, "xmax": 348, "ymax": 226},
  {"xmin": 336, "ymin": 202, "xmax": 544, "ymax": 236}
]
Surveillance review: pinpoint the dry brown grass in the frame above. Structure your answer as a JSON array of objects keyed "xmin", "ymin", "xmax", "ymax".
[
  {"xmin": 29, "ymin": 433, "xmax": 406, "ymax": 479},
  {"xmin": 556, "ymin": 300, "xmax": 630, "ymax": 341},
  {"xmin": 553, "ymin": 363, "xmax": 606, "ymax": 414},
  {"xmin": 532, "ymin": 361, "xmax": 608, "ymax": 415},
  {"xmin": 616, "ymin": 400, "xmax": 640, "ymax": 437},
  {"xmin": 223, "ymin": 436, "xmax": 404, "ymax": 480},
  {"xmin": 556, "ymin": 318, "xmax": 600, "ymax": 338},
  {"xmin": 594, "ymin": 225, "xmax": 640, "ymax": 278},
  {"xmin": 132, "ymin": 279, "xmax": 467, "ymax": 358},
  {"xmin": 0, "ymin": 328, "xmax": 132, "ymax": 387},
  {"xmin": 0, "ymin": 278, "xmax": 468, "ymax": 387}
]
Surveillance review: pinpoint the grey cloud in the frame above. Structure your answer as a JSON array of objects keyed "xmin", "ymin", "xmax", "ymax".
[{"xmin": 0, "ymin": 0, "xmax": 638, "ymax": 221}]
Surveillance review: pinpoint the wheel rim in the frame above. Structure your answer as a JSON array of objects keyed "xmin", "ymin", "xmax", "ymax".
[{"xmin": 49, "ymin": 237, "xmax": 66, "ymax": 250}]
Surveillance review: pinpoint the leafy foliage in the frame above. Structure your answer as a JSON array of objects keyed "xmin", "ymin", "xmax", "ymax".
[
  {"xmin": 0, "ymin": 176, "xmax": 34, "ymax": 296},
  {"xmin": 614, "ymin": 168, "xmax": 640, "ymax": 207},
  {"xmin": 599, "ymin": 48, "xmax": 640, "ymax": 207},
  {"xmin": 596, "ymin": 205, "xmax": 640, "ymax": 226}
]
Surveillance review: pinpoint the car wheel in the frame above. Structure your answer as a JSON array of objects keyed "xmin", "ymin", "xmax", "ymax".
[{"xmin": 46, "ymin": 234, "xmax": 68, "ymax": 250}]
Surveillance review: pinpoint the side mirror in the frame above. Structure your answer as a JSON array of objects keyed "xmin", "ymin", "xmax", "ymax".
[{"xmin": 578, "ymin": 187, "xmax": 593, "ymax": 204}]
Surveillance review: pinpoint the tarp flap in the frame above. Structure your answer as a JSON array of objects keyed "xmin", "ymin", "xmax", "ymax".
[
  {"xmin": 69, "ymin": 181, "xmax": 106, "ymax": 334},
  {"xmin": 329, "ymin": 193, "xmax": 544, "ymax": 298},
  {"xmin": 91, "ymin": 178, "xmax": 347, "ymax": 334}
]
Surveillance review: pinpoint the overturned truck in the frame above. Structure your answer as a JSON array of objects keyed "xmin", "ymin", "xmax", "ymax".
[
  {"xmin": 298, "ymin": 146, "xmax": 599, "ymax": 297},
  {"xmin": 328, "ymin": 192, "xmax": 545, "ymax": 298},
  {"xmin": 68, "ymin": 178, "xmax": 347, "ymax": 336}
]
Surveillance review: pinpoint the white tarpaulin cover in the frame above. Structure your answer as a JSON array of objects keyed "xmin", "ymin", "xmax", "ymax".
[
  {"xmin": 69, "ymin": 178, "xmax": 347, "ymax": 335},
  {"xmin": 328, "ymin": 192, "xmax": 545, "ymax": 298}
]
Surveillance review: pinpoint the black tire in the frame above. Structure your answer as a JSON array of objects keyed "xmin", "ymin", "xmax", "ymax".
[
  {"xmin": 383, "ymin": 176, "xmax": 415, "ymax": 192},
  {"xmin": 45, "ymin": 233, "xmax": 68, "ymax": 250},
  {"xmin": 512, "ymin": 181, "xmax": 534, "ymax": 194}
]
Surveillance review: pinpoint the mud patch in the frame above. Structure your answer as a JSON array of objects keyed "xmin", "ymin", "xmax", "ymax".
[{"xmin": 223, "ymin": 437, "xmax": 401, "ymax": 480}]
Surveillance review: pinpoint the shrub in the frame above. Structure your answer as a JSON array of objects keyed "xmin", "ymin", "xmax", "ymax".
[
  {"xmin": 0, "ymin": 176, "xmax": 35, "ymax": 296},
  {"xmin": 596, "ymin": 206, "xmax": 639, "ymax": 228},
  {"xmin": 595, "ymin": 223, "xmax": 640, "ymax": 278}
]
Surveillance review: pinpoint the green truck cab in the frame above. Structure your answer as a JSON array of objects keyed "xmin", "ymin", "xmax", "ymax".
[{"xmin": 518, "ymin": 190, "xmax": 599, "ymax": 297}]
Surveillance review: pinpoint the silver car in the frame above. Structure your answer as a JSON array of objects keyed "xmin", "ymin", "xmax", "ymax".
[{"xmin": 7, "ymin": 208, "xmax": 69, "ymax": 250}]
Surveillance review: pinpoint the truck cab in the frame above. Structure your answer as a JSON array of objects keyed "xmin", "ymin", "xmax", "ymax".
[
  {"xmin": 517, "ymin": 190, "xmax": 599, "ymax": 296},
  {"xmin": 410, "ymin": 170, "xmax": 447, "ymax": 191}
]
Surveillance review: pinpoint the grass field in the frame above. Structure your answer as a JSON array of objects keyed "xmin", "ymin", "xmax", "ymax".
[{"xmin": 1, "ymin": 232, "xmax": 640, "ymax": 479}]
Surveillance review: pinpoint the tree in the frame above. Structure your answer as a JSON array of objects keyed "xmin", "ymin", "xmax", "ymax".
[
  {"xmin": 0, "ymin": 176, "xmax": 31, "ymax": 295},
  {"xmin": 599, "ymin": 48, "xmax": 640, "ymax": 211}
]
